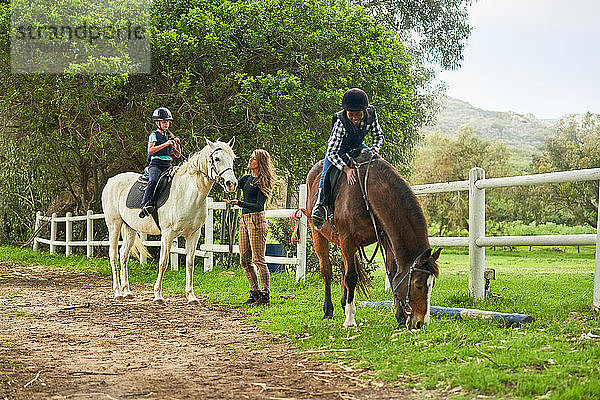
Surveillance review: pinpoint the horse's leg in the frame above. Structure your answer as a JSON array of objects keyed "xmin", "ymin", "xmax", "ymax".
[
  {"xmin": 107, "ymin": 219, "xmax": 123, "ymax": 300},
  {"xmin": 184, "ymin": 228, "xmax": 201, "ymax": 305},
  {"xmin": 312, "ymin": 228, "xmax": 334, "ymax": 319},
  {"xmin": 340, "ymin": 264, "xmax": 347, "ymax": 309},
  {"xmin": 119, "ymin": 225, "xmax": 136, "ymax": 299},
  {"xmin": 153, "ymin": 229, "xmax": 176, "ymax": 304},
  {"xmin": 340, "ymin": 240, "xmax": 358, "ymax": 328}
]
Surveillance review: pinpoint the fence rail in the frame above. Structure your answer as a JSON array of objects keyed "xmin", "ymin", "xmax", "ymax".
[
  {"xmin": 34, "ymin": 185, "xmax": 308, "ymax": 281},
  {"xmin": 32, "ymin": 169, "xmax": 600, "ymax": 309},
  {"xmin": 420, "ymin": 167, "xmax": 600, "ymax": 309}
]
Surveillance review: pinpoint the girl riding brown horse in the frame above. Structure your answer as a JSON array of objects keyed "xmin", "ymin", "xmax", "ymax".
[{"xmin": 306, "ymin": 151, "xmax": 441, "ymax": 329}]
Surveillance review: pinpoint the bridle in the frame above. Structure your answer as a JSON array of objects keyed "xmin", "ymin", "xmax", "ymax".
[
  {"xmin": 389, "ymin": 256, "xmax": 435, "ymax": 317},
  {"xmin": 200, "ymin": 147, "xmax": 234, "ymax": 190}
]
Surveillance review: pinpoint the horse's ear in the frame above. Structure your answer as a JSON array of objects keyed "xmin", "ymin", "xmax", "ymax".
[
  {"xmin": 432, "ymin": 248, "xmax": 442, "ymax": 261},
  {"xmin": 417, "ymin": 248, "xmax": 432, "ymax": 264},
  {"xmin": 227, "ymin": 136, "xmax": 235, "ymax": 149},
  {"xmin": 204, "ymin": 137, "xmax": 214, "ymax": 147}
]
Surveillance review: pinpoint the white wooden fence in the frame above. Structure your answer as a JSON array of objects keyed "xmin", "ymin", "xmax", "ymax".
[
  {"xmin": 32, "ymin": 169, "xmax": 600, "ymax": 309},
  {"xmin": 414, "ymin": 167, "xmax": 600, "ymax": 309},
  {"xmin": 33, "ymin": 184, "xmax": 308, "ymax": 281}
]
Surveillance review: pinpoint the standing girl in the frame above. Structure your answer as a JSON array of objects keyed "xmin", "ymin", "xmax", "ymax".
[{"xmin": 225, "ymin": 149, "xmax": 275, "ymax": 306}]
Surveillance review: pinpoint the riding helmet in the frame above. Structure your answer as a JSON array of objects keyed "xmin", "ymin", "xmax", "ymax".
[
  {"xmin": 341, "ymin": 88, "xmax": 369, "ymax": 111},
  {"xmin": 152, "ymin": 107, "xmax": 173, "ymax": 121}
]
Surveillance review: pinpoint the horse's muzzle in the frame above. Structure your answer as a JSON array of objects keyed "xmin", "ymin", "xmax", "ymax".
[
  {"xmin": 225, "ymin": 180, "xmax": 237, "ymax": 193},
  {"xmin": 404, "ymin": 315, "xmax": 427, "ymax": 330}
]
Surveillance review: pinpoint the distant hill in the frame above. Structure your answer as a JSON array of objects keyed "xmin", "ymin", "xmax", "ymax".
[{"xmin": 421, "ymin": 96, "xmax": 559, "ymax": 159}]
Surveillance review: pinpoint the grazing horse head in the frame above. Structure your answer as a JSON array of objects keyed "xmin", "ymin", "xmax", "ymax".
[{"xmin": 390, "ymin": 248, "xmax": 441, "ymax": 329}]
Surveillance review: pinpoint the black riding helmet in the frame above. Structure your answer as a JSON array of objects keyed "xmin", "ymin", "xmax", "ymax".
[
  {"xmin": 152, "ymin": 107, "xmax": 173, "ymax": 121},
  {"xmin": 341, "ymin": 88, "xmax": 369, "ymax": 111}
]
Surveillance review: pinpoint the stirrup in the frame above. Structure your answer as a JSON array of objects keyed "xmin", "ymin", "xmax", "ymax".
[
  {"xmin": 139, "ymin": 205, "xmax": 154, "ymax": 218},
  {"xmin": 311, "ymin": 205, "xmax": 326, "ymax": 229}
]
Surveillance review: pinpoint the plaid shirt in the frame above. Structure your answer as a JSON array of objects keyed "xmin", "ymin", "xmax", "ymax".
[{"xmin": 325, "ymin": 113, "xmax": 384, "ymax": 170}]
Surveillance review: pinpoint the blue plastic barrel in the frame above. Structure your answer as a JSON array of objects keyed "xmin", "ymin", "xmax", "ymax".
[{"xmin": 266, "ymin": 243, "xmax": 284, "ymax": 273}]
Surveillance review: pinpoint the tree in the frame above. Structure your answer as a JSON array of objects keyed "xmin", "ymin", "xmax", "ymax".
[
  {"xmin": 0, "ymin": 0, "xmax": 429, "ymax": 243},
  {"xmin": 410, "ymin": 127, "xmax": 511, "ymax": 235},
  {"xmin": 354, "ymin": 0, "xmax": 473, "ymax": 70},
  {"xmin": 151, "ymin": 0, "xmax": 427, "ymax": 178},
  {"xmin": 529, "ymin": 114, "xmax": 600, "ymax": 227}
]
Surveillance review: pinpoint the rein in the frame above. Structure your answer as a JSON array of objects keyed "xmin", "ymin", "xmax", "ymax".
[
  {"xmin": 289, "ymin": 208, "xmax": 309, "ymax": 245},
  {"xmin": 224, "ymin": 188, "xmax": 241, "ymax": 255},
  {"xmin": 349, "ymin": 151, "xmax": 385, "ymax": 266}
]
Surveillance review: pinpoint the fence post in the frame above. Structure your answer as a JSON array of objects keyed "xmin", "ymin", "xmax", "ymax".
[
  {"xmin": 86, "ymin": 210, "xmax": 93, "ymax": 258},
  {"xmin": 469, "ymin": 167, "xmax": 486, "ymax": 301},
  {"xmin": 171, "ymin": 238, "xmax": 179, "ymax": 271},
  {"xmin": 139, "ymin": 233, "xmax": 148, "ymax": 265},
  {"xmin": 50, "ymin": 213, "xmax": 57, "ymax": 254},
  {"xmin": 204, "ymin": 197, "xmax": 214, "ymax": 272},
  {"xmin": 296, "ymin": 184, "xmax": 308, "ymax": 281},
  {"xmin": 594, "ymin": 182, "xmax": 600, "ymax": 310},
  {"xmin": 65, "ymin": 212, "xmax": 72, "ymax": 256},
  {"xmin": 33, "ymin": 211, "xmax": 41, "ymax": 251}
]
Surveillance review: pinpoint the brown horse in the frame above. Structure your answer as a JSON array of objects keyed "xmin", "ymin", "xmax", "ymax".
[{"xmin": 306, "ymin": 151, "xmax": 441, "ymax": 329}]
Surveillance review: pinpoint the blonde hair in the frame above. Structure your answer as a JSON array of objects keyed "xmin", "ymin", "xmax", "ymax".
[{"xmin": 252, "ymin": 149, "xmax": 275, "ymax": 196}]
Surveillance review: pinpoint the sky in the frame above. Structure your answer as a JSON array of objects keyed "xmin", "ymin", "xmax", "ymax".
[{"xmin": 436, "ymin": 0, "xmax": 600, "ymax": 119}]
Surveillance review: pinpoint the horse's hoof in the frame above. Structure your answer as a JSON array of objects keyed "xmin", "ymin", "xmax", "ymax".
[
  {"xmin": 114, "ymin": 294, "xmax": 124, "ymax": 301},
  {"xmin": 343, "ymin": 317, "xmax": 357, "ymax": 328},
  {"xmin": 153, "ymin": 298, "xmax": 166, "ymax": 305},
  {"xmin": 322, "ymin": 314, "xmax": 333, "ymax": 320},
  {"xmin": 187, "ymin": 298, "xmax": 200, "ymax": 306},
  {"xmin": 124, "ymin": 293, "xmax": 134, "ymax": 300}
]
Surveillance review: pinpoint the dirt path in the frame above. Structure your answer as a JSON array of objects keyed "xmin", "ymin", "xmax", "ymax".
[{"xmin": 0, "ymin": 262, "xmax": 416, "ymax": 400}]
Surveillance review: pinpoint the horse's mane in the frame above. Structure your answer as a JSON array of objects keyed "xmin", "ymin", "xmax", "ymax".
[
  {"xmin": 174, "ymin": 141, "xmax": 236, "ymax": 177},
  {"xmin": 371, "ymin": 157, "xmax": 429, "ymax": 236}
]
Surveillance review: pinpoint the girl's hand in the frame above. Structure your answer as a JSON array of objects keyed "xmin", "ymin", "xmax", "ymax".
[
  {"xmin": 343, "ymin": 165, "xmax": 356, "ymax": 185},
  {"xmin": 224, "ymin": 199, "xmax": 239, "ymax": 206}
]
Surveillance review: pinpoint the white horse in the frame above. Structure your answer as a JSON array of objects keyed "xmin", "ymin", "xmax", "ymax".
[{"xmin": 101, "ymin": 138, "xmax": 237, "ymax": 304}]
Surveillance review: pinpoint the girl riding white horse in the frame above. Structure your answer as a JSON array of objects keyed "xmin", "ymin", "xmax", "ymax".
[{"xmin": 101, "ymin": 138, "xmax": 237, "ymax": 304}]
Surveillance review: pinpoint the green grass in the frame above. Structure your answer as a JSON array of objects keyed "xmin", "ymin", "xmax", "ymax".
[{"xmin": 2, "ymin": 245, "xmax": 600, "ymax": 399}]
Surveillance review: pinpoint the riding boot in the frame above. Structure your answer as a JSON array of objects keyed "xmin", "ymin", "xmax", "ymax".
[
  {"xmin": 253, "ymin": 291, "xmax": 270, "ymax": 306},
  {"xmin": 311, "ymin": 188, "xmax": 326, "ymax": 229},
  {"xmin": 139, "ymin": 204, "xmax": 154, "ymax": 218},
  {"xmin": 242, "ymin": 290, "xmax": 260, "ymax": 305}
]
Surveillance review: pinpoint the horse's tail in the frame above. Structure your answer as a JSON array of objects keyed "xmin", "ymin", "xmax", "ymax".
[
  {"xmin": 354, "ymin": 254, "xmax": 373, "ymax": 297},
  {"xmin": 120, "ymin": 226, "xmax": 152, "ymax": 261}
]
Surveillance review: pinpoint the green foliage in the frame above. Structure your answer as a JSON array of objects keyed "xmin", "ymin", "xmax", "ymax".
[
  {"xmin": 0, "ymin": 0, "xmax": 429, "ymax": 244},
  {"xmin": 411, "ymin": 128, "xmax": 511, "ymax": 235},
  {"xmin": 3, "ymin": 245, "xmax": 600, "ymax": 399},
  {"xmin": 411, "ymin": 113, "xmax": 600, "ymax": 232},
  {"xmin": 151, "ymin": 0, "xmax": 426, "ymax": 177},
  {"xmin": 529, "ymin": 114, "xmax": 600, "ymax": 227},
  {"xmin": 353, "ymin": 0, "xmax": 473, "ymax": 70}
]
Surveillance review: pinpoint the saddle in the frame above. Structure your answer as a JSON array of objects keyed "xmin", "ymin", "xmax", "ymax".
[
  {"xmin": 125, "ymin": 167, "xmax": 174, "ymax": 210},
  {"xmin": 321, "ymin": 148, "xmax": 371, "ymax": 218}
]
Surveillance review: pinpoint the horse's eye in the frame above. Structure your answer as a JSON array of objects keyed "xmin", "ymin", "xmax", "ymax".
[
  {"xmin": 215, "ymin": 157, "xmax": 220, "ymax": 162},
  {"xmin": 415, "ymin": 284, "xmax": 424, "ymax": 291}
]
